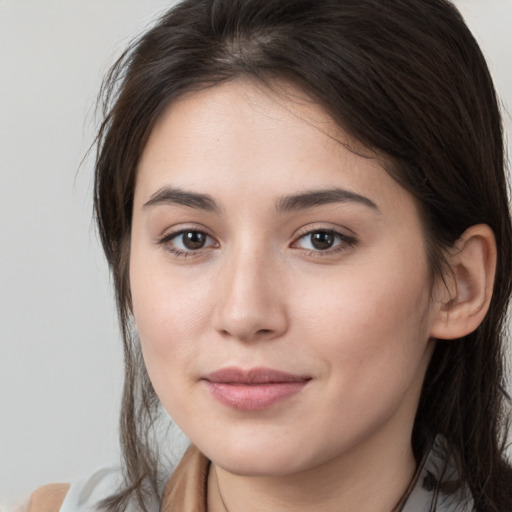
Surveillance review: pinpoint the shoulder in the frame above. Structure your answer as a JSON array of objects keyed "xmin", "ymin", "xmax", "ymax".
[
  {"xmin": 24, "ymin": 484, "xmax": 70, "ymax": 512},
  {"xmin": 19, "ymin": 468, "xmax": 121, "ymax": 512}
]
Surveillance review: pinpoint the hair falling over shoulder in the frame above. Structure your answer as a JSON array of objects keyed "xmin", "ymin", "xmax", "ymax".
[{"xmin": 93, "ymin": 1, "xmax": 512, "ymax": 510}]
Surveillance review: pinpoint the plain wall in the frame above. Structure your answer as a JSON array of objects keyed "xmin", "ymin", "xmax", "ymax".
[{"xmin": 1, "ymin": 0, "xmax": 511, "ymax": 505}]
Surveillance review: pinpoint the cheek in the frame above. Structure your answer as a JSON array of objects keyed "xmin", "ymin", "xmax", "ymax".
[
  {"xmin": 129, "ymin": 246, "xmax": 213, "ymax": 390},
  {"xmin": 297, "ymin": 245, "xmax": 433, "ymax": 398}
]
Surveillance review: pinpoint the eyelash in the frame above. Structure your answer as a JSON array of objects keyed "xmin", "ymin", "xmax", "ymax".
[{"xmin": 157, "ymin": 228, "xmax": 357, "ymax": 258}]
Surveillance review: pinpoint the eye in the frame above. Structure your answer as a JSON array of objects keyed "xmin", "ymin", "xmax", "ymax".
[
  {"xmin": 293, "ymin": 229, "xmax": 356, "ymax": 253},
  {"xmin": 159, "ymin": 229, "xmax": 217, "ymax": 256},
  {"xmin": 176, "ymin": 231, "xmax": 210, "ymax": 250}
]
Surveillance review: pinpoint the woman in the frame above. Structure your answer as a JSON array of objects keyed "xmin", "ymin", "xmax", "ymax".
[{"xmin": 28, "ymin": 0, "xmax": 512, "ymax": 511}]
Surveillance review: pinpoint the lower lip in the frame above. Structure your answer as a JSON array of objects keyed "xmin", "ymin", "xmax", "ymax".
[{"xmin": 204, "ymin": 381, "xmax": 309, "ymax": 410}]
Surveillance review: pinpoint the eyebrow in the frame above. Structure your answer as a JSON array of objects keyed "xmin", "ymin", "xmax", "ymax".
[
  {"xmin": 143, "ymin": 187, "xmax": 220, "ymax": 211},
  {"xmin": 142, "ymin": 186, "xmax": 379, "ymax": 214},
  {"xmin": 276, "ymin": 188, "xmax": 380, "ymax": 213}
]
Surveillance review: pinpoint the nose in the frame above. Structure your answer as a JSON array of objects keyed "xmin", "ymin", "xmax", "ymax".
[{"xmin": 213, "ymin": 249, "xmax": 289, "ymax": 342}]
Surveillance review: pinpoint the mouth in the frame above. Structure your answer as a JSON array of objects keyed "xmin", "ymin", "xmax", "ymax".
[{"xmin": 202, "ymin": 367, "xmax": 311, "ymax": 411}]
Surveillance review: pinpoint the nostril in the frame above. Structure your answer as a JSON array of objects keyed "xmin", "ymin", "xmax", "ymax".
[
  {"xmin": 218, "ymin": 326, "xmax": 278, "ymax": 343},
  {"xmin": 213, "ymin": 290, "xmax": 288, "ymax": 342}
]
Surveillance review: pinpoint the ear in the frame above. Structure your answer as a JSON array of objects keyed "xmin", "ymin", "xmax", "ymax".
[{"xmin": 429, "ymin": 224, "xmax": 497, "ymax": 340}]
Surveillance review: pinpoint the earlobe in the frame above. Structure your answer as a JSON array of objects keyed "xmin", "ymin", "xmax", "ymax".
[{"xmin": 429, "ymin": 224, "xmax": 497, "ymax": 340}]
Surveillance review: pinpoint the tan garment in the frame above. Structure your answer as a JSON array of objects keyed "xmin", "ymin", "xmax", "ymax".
[
  {"xmin": 160, "ymin": 445, "xmax": 209, "ymax": 512},
  {"xmin": 28, "ymin": 484, "xmax": 70, "ymax": 512}
]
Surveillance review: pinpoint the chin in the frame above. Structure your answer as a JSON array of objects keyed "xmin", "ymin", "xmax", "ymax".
[
  {"xmin": 196, "ymin": 433, "xmax": 328, "ymax": 477},
  {"xmin": 214, "ymin": 452, "xmax": 306, "ymax": 477}
]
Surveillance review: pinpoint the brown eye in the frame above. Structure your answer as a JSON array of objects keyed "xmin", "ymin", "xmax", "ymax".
[
  {"xmin": 182, "ymin": 231, "xmax": 207, "ymax": 250},
  {"xmin": 310, "ymin": 231, "xmax": 336, "ymax": 250}
]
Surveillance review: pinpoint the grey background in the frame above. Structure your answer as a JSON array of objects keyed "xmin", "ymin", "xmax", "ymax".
[{"xmin": 1, "ymin": 0, "xmax": 511, "ymax": 505}]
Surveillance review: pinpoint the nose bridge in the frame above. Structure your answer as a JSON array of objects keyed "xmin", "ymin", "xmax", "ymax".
[{"xmin": 214, "ymin": 239, "xmax": 287, "ymax": 341}]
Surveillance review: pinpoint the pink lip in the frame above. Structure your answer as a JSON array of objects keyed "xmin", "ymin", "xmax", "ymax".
[{"xmin": 202, "ymin": 367, "xmax": 311, "ymax": 411}]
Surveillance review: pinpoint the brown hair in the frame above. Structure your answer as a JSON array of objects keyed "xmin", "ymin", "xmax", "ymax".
[{"xmin": 94, "ymin": 1, "xmax": 512, "ymax": 510}]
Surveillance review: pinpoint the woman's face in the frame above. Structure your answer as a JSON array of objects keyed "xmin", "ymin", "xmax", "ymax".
[{"xmin": 130, "ymin": 79, "xmax": 441, "ymax": 476}]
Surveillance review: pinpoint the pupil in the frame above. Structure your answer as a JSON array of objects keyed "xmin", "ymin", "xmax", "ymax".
[
  {"xmin": 311, "ymin": 232, "xmax": 334, "ymax": 250},
  {"xmin": 183, "ymin": 231, "xmax": 205, "ymax": 249}
]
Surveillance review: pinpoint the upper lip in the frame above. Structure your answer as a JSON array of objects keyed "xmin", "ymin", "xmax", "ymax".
[{"xmin": 203, "ymin": 367, "xmax": 311, "ymax": 384}]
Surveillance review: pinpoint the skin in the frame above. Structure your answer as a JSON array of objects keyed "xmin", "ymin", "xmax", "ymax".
[{"xmin": 130, "ymin": 79, "xmax": 447, "ymax": 512}]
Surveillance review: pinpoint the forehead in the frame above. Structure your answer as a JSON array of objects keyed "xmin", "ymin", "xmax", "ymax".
[{"xmin": 134, "ymin": 78, "xmax": 416, "ymax": 221}]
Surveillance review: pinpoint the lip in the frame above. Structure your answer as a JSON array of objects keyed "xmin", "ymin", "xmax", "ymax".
[{"xmin": 202, "ymin": 367, "xmax": 311, "ymax": 411}]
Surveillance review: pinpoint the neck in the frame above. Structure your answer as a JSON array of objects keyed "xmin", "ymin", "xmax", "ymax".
[{"xmin": 207, "ymin": 430, "xmax": 417, "ymax": 512}]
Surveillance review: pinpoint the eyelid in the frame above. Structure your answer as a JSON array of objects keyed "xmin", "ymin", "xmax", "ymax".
[
  {"xmin": 291, "ymin": 223, "xmax": 356, "ymax": 241},
  {"xmin": 156, "ymin": 222, "xmax": 216, "ymax": 242}
]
